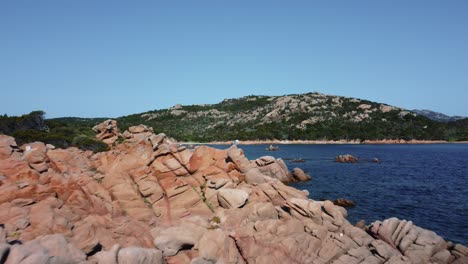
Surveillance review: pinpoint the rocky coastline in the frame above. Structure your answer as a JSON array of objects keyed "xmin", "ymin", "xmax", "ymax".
[{"xmin": 0, "ymin": 120, "xmax": 466, "ymax": 263}]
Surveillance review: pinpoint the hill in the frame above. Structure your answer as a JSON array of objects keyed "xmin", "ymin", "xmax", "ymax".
[
  {"xmin": 115, "ymin": 92, "xmax": 460, "ymax": 142},
  {"xmin": 411, "ymin": 109, "xmax": 466, "ymax": 123},
  {"xmin": 3, "ymin": 92, "xmax": 467, "ymax": 143}
]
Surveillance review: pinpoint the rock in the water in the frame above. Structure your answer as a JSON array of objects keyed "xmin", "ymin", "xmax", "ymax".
[
  {"xmin": 290, "ymin": 158, "xmax": 305, "ymax": 163},
  {"xmin": 290, "ymin": 168, "xmax": 312, "ymax": 182},
  {"xmin": 265, "ymin": 145, "xmax": 279, "ymax": 151},
  {"xmin": 333, "ymin": 198, "xmax": 356, "ymax": 207},
  {"xmin": 335, "ymin": 154, "xmax": 358, "ymax": 163}
]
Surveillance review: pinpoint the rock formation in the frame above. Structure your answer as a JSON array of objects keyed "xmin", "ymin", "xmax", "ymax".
[
  {"xmin": 92, "ymin": 119, "xmax": 120, "ymax": 145},
  {"xmin": 290, "ymin": 167, "xmax": 312, "ymax": 181},
  {"xmin": 265, "ymin": 145, "xmax": 279, "ymax": 151},
  {"xmin": 333, "ymin": 198, "xmax": 356, "ymax": 208},
  {"xmin": 335, "ymin": 154, "xmax": 359, "ymax": 163},
  {"xmin": 0, "ymin": 120, "xmax": 466, "ymax": 264}
]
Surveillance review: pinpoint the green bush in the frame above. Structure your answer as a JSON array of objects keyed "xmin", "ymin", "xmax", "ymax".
[{"xmin": 72, "ymin": 135, "xmax": 109, "ymax": 152}]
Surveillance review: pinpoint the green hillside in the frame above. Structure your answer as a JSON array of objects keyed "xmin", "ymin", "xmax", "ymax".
[
  {"xmin": 115, "ymin": 93, "xmax": 461, "ymax": 142},
  {"xmin": 2, "ymin": 93, "xmax": 467, "ymax": 145},
  {"xmin": 0, "ymin": 112, "xmax": 109, "ymax": 152}
]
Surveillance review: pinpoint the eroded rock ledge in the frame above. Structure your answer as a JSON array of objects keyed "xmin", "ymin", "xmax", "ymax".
[{"xmin": 0, "ymin": 120, "xmax": 466, "ymax": 264}]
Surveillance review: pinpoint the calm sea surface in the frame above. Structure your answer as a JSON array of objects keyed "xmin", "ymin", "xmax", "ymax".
[{"xmin": 210, "ymin": 143, "xmax": 468, "ymax": 245}]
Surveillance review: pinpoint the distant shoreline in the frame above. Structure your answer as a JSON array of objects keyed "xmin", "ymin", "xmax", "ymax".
[{"xmin": 182, "ymin": 139, "xmax": 468, "ymax": 145}]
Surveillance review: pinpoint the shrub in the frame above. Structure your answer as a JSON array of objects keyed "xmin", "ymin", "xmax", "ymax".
[{"xmin": 72, "ymin": 135, "xmax": 109, "ymax": 152}]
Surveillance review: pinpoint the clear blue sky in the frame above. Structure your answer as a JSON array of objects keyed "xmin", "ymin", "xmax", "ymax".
[{"xmin": 1, "ymin": 0, "xmax": 467, "ymax": 118}]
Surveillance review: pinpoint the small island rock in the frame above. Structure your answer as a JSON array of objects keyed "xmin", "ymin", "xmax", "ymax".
[{"xmin": 335, "ymin": 154, "xmax": 358, "ymax": 163}]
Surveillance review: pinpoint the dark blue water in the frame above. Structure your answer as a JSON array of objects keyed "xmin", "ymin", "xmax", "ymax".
[{"xmin": 212, "ymin": 144, "xmax": 468, "ymax": 245}]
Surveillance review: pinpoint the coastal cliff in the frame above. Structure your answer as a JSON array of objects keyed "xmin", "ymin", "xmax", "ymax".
[{"xmin": 0, "ymin": 120, "xmax": 466, "ymax": 263}]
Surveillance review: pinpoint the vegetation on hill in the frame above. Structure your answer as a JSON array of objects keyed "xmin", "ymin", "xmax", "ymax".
[
  {"xmin": 116, "ymin": 93, "xmax": 466, "ymax": 142},
  {"xmin": 447, "ymin": 118, "xmax": 468, "ymax": 141},
  {"xmin": 0, "ymin": 112, "xmax": 109, "ymax": 152},
  {"xmin": 2, "ymin": 93, "xmax": 467, "ymax": 144}
]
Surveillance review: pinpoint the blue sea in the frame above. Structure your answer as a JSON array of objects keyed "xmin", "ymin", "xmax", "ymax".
[{"xmin": 211, "ymin": 144, "xmax": 468, "ymax": 245}]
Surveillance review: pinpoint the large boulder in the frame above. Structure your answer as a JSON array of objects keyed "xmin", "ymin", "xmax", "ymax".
[
  {"xmin": 244, "ymin": 168, "xmax": 269, "ymax": 184},
  {"xmin": 118, "ymin": 247, "xmax": 164, "ymax": 264},
  {"xmin": 290, "ymin": 168, "xmax": 312, "ymax": 182},
  {"xmin": 0, "ymin": 135, "xmax": 18, "ymax": 159},
  {"xmin": 151, "ymin": 217, "xmax": 207, "ymax": 256},
  {"xmin": 217, "ymin": 188, "xmax": 249, "ymax": 209},
  {"xmin": 256, "ymin": 157, "xmax": 290, "ymax": 182},
  {"xmin": 194, "ymin": 229, "xmax": 246, "ymax": 264},
  {"xmin": 91, "ymin": 244, "xmax": 165, "ymax": 264},
  {"xmin": 227, "ymin": 146, "xmax": 253, "ymax": 173},
  {"xmin": 255, "ymin": 156, "xmax": 276, "ymax": 166},
  {"xmin": 22, "ymin": 142, "xmax": 49, "ymax": 173}
]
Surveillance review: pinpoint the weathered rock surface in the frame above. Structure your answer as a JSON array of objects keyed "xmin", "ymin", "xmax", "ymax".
[{"xmin": 0, "ymin": 122, "xmax": 466, "ymax": 264}]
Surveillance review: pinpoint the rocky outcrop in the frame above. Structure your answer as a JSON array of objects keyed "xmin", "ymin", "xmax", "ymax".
[
  {"xmin": 92, "ymin": 119, "xmax": 120, "ymax": 145},
  {"xmin": 335, "ymin": 154, "xmax": 359, "ymax": 163},
  {"xmin": 0, "ymin": 121, "xmax": 466, "ymax": 264},
  {"xmin": 368, "ymin": 218, "xmax": 468, "ymax": 264}
]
